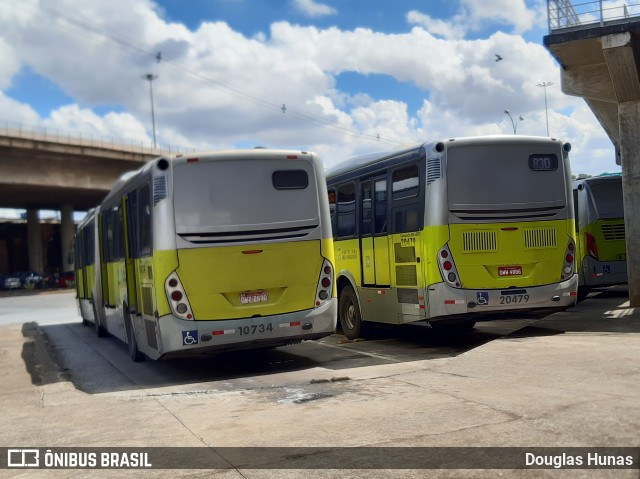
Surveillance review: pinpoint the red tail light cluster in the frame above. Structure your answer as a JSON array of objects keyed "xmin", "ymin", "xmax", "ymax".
[
  {"xmin": 315, "ymin": 259, "xmax": 334, "ymax": 307},
  {"xmin": 438, "ymin": 245, "xmax": 461, "ymax": 288},
  {"xmin": 561, "ymin": 238, "xmax": 576, "ymax": 280},
  {"xmin": 165, "ymin": 272, "xmax": 194, "ymax": 320},
  {"xmin": 585, "ymin": 232, "xmax": 598, "ymax": 259}
]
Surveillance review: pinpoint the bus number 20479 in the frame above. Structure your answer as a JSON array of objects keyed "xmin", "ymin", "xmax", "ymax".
[{"xmin": 499, "ymin": 294, "xmax": 530, "ymax": 304}]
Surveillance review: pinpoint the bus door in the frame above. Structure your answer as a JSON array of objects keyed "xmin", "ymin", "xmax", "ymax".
[
  {"xmin": 389, "ymin": 163, "xmax": 424, "ymax": 318},
  {"xmin": 361, "ymin": 176, "xmax": 391, "ymax": 286},
  {"xmin": 360, "ymin": 180, "xmax": 375, "ymax": 284}
]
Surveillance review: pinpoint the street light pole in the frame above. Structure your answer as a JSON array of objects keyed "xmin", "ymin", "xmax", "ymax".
[
  {"xmin": 504, "ymin": 109, "xmax": 524, "ymax": 134},
  {"xmin": 142, "ymin": 73, "xmax": 159, "ymax": 148},
  {"xmin": 537, "ymin": 81, "xmax": 553, "ymax": 136}
]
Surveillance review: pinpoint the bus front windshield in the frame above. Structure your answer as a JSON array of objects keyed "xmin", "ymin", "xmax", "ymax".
[
  {"xmin": 172, "ymin": 159, "xmax": 320, "ymax": 233},
  {"xmin": 446, "ymin": 144, "xmax": 567, "ymax": 215}
]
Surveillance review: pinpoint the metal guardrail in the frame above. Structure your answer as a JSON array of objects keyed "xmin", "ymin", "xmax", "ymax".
[
  {"xmin": 0, "ymin": 121, "xmax": 197, "ymax": 156},
  {"xmin": 548, "ymin": 0, "xmax": 640, "ymax": 32}
]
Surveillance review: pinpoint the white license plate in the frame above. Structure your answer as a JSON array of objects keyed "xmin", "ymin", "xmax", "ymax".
[
  {"xmin": 239, "ymin": 290, "xmax": 268, "ymax": 304},
  {"xmin": 498, "ymin": 266, "xmax": 522, "ymax": 276}
]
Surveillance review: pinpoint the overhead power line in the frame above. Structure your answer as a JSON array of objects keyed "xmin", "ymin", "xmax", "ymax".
[{"xmin": 13, "ymin": 0, "xmax": 409, "ymax": 147}]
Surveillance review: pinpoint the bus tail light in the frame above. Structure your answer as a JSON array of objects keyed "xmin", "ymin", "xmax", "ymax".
[
  {"xmin": 315, "ymin": 259, "xmax": 334, "ymax": 307},
  {"xmin": 585, "ymin": 232, "xmax": 598, "ymax": 259},
  {"xmin": 165, "ymin": 272, "xmax": 194, "ymax": 320},
  {"xmin": 561, "ymin": 238, "xmax": 576, "ymax": 280},
  {"xmin": 438, "ymin": 245, "xmax": 461, "ymax": 288}
]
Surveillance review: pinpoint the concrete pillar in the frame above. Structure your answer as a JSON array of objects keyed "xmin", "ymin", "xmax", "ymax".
[
  {"xmin": 602, "ymin": 32, "xmax": 640, "ymax": 306},
  {"xmin": 60, "ymin": 204, "xmax": 75, "ymax": 272},
  {"xmin": 618, "ymin": 102, "xmax": 640, "ymax": 306},
  {"xmin": 26, "ymin": 209, "xmax": 44, "ymax": 274}
]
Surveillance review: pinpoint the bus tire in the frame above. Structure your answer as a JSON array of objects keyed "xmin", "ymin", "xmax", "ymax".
[
  {"xmin": 93, "ymin": 304, "xmax": 108, "ymax": 338},
  {"xmin": 577, "ymin": 286, "xmax": 590, "ymax": 302},
  {"xmin": 124, "ymin": 303, "xmax": 145, "ymax": 362},
  {"xmin": 338, "ymin": 285, "xmax": 370, "ymax": 340}
]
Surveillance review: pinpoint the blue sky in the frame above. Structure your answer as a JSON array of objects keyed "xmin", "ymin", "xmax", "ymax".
[{"xmin": 0, "ymin": 0, "xmax": 623, "ymax": 218}]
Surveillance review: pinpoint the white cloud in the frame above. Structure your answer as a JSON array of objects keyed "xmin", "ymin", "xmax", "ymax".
[
  {"xmin": 0, "ymin": 92, "xmax": 40, "ymax": 126},
  {"xmin": 406, "ymin": 11, "xmax": 465, "ymax": 40},
  {"xmin": 460, "ymin": 0, "xmax": 537, "ymax": 34},
  {"xmin": 42, "ymin": 105, "xmax": 152, "ymax": 145},
  {"xmin": 291, "ymin": 0, "xmax": 337, "ymax": 18},
  {"xmin": 408, "ymin": 0, "xmax": 537, "ymax": 38},
  {"xmin": 0, "ymin": 0, "xmax": 620, "ymax": 177},
  {"xmin": 0, "ymin": 38, "xmax": 21, "ymax": 90}
]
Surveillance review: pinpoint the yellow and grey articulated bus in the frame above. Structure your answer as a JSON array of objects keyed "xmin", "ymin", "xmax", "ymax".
[
  {"xmin": 326, "ymin": 135, "xmax": 578, "ymax": 338},
  {"xmin": 573, "ymin": 173, "xmax": 627, "ymax": 300},
  {"xmin": 75, "ymin": 149, "xmax": 336, "ymax": 361},
  {"xmin": 75, "ymin": 208, "xmax": 97, "ymax": 327}
]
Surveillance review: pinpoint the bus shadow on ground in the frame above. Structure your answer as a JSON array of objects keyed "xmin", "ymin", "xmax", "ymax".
[
  {"xmin": 28, "ymin": 287, "xmax": 633, "ymax": 394},
  {"xmin": 504, "ymin": 287, "xmax": 640, "ymax": 338},
  {"xmin": 21, "ymin": 322, "xmax": 71, "ymax": 387},
  {"xmin": 26, "ymin": 318, "xmax": 513, "ymax": 394}
]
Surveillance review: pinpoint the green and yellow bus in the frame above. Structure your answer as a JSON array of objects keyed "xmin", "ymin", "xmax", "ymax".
[
  {"xmin": 75, "ymin": 208, "xmax": 96, "ymax": 327},
  {"xmin": 75, "ymin": 149, "xmax": 336, "ymax": 361},
  {"xmin": 573, "ymin": 173, "xmax": 627, "ymax": 300},
  {"xmin": 326, "ymin": 135, "xmax": 578, "ymax": 338}
]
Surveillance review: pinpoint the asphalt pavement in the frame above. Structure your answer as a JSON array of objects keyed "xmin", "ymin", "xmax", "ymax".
[{"xmin": 0, "ymin": 286, "xmax": 638, "ymax": 478}]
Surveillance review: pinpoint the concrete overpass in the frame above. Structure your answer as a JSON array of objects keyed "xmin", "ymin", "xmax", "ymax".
[
  {"xmin": 545, "ymin": 0, "xmax": 640, "ymax": 306},
  {"xmin": 0, "ymin": 126, "xmax": 166, "ymax": 276}
]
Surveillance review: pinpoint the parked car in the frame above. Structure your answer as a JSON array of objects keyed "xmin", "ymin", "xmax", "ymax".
[
  {"xmin": 49, "ymin": 270, "xmax": 75, "ymax": 288},
  {"xmin": 1, "ymin": 274, "xmax": 22, "ymax": 290},
  {"xmin": 17, "ymin": 271, "xmax": 45, "ymax": 290}
]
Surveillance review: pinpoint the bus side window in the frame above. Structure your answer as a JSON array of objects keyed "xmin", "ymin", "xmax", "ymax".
[
  {"xmin": 374, "ymin": 179, "xmax": 387, "ymax": 234},
  {"xmin": 138, "ymin": 183, "xmax": 152, "ymax": 257},
  {"xmin": 337, "ymin": 182, "xmax": 356, "ymax": 238},
  {"xmin": 102, "ymin": 209, "xmax": 112, "ymax": 263},
  {"xmin": 328, "ymin": 188, "xmax": 337, "ymax": 237},
  {"xmin": 573, "ymin": 188, "xmax": 579, "ymax": 233},
  {"xmin": 74, "ymin": 235, "xmax": 82, "ymax": 269},
  {"xmin": 391, "ymin": 164, "xmax": 422, "ymax": 233},
  {"xmin": 115, "ymin": 206, "xmax": 124, "ymax": 261},
  {"xmin": 83, "ymin": 220, "xmax": 95, "ymax": 266}
]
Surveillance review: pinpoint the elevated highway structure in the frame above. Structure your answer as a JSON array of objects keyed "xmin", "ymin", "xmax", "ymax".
[
  {"xmin": 545, "ymin": 0, "xmax": 640, "ymax": 305},
  {"xmin": 0, "ymin": 126, "xmax": 166, "ymax": 276}
]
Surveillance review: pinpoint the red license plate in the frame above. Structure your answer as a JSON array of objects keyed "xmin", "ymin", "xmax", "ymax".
[
  {"xmin": 240, "ymin": 290, "xmax": 268, "ymax": 304},
  {"xmin": 498, "ymin": 266, "xmax": 522, "ymax": 276}
]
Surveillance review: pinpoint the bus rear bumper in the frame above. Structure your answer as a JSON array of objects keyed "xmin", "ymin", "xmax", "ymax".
[
  {"xmin": 427, "ymin": 275, "xmax": 578, "ymax": 321},
  {"xmin": 155, "ymin": 298, "xmax": 337, "ymax": 359},
  {"xmin": 580, "ymin": 257, "xmax": 627, "ymax": 288}
]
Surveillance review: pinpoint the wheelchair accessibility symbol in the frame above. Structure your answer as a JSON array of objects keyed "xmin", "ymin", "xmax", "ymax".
[
  {"xmin": 182, "ymin": 330, "xmax": 199, "ymax": 346},
  {"xmin": 477, "ymin": 292, "xmax": 489, "ymax": 306},
  {"xmin": 603, "ymin": 265, "xmax": 611, "ymax": 274}
]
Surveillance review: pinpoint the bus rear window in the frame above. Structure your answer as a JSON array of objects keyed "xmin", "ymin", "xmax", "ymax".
[
  {"xmin": 273, "ymin": 170, "xmax": 308, "ymax": 189},
  {"xmin": 173, "ymin": 160, "xmax": 319, "ymax": 232}
]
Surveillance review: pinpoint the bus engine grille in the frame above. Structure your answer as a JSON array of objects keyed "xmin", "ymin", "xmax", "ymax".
[
  {"xmin": 462, "ymin": 231, "xmax": 497, "ymax": 253},
  {"xmin": 523, "ymin": 227, "xmax": 557, "ymax": 249},
  {"xmin": 601, "ymin": 224, "xmax": 625, "ymax": 241}
]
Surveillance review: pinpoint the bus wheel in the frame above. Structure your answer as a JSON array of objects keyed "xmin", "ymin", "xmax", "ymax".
[
  {"xmin": 124, "ymin": 304, "xmax": 145, "ymax": 362},
  {"xmin": 93, "ymin": 304, "xmax": 108, "ymax": 338},
  {"xmin": 339, "ymin": 285, "xmax": 370, "ymax": 340}
]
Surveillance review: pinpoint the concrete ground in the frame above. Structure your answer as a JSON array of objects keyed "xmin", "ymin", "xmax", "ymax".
[{"xmin": 0, "ymin": 286, "xmax": 638, "ymax": 478}]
